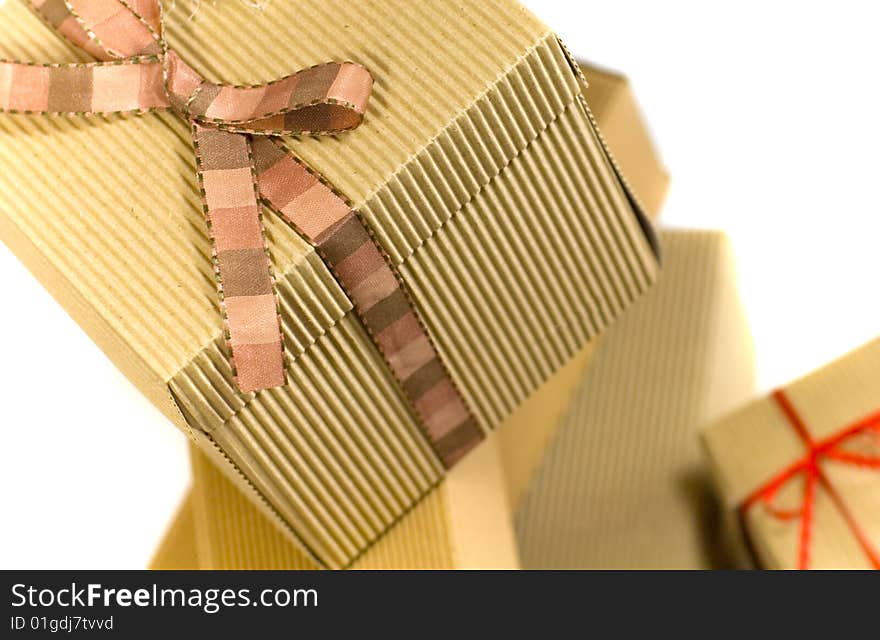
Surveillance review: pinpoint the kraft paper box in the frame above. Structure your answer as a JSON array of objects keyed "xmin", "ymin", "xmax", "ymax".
[
  {"xmin": 515, "ymin": 230, "xmax": 755, "ymax": 569},
  {"xmin": 0, "ymin": 1, "xmax": 659, "ymax": 568},
  {"xmin": 580, "ymin": 63, "xmax": 669, "ymax": 219},
  {"xmin": 149, "ymin": 59, "xmax": 668, "ymax": 570},
  {"xmin": 151, "ymin": 435, "xmax": 519, "ymax": 570},
  {"xmin": 498, "ymin": 60, "xmax": 668, "ymax": 509},
  {"xmin": 703, "ymin": 339, "xmax": 880, "ymax": 570}
]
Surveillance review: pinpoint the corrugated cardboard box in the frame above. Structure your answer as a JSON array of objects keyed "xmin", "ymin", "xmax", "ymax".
[
  {"xmin": 581, "ymin": 63, "xmax": 669, "ymax": 219},
  {"xmin": 151, "ymin": 60, "xmax": 667, "ymax": 570},
  {"xmin": 516, "ymin": 230, "xmax": 755, "ymax": 568},
  {"xmin": 498, "ymin": 61, "xmax": 668, "ymax": 511},
  {"xmin": 0, "ymin": 1, "xmax": 658, "ymax": 568},
  {"xmin": 152, "ymin": 435, "xmax": 518, "ymax": 569},
  {"xmin": 703, "ymin": 339, "xmax": 880, "ymax": 569}
]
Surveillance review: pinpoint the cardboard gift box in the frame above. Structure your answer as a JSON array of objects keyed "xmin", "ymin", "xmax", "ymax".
[
  {"xmin": 515, "ymin": 230, "xmax": 755, "ymax": 568},
  {"xmin": 498, "ymin": 60, "xmax": 668, "ymax": 510},
  {"xmin": 579, "ymin": 64, "xmax": 669, "ymax": 218},
  {"xmin": 150, "ymin": 60, "xmax": 667, "ymax": 570},
  {"xmin": 0, "ymin": 0, "xmax": 659, "ymax": 568},
  {"xmin": 703, "ymin": 339, "xmax": 880, "ymax": 570},
  {"xmin": 151, "ymin": 435, "xmax": 518, "ymax": 570}
]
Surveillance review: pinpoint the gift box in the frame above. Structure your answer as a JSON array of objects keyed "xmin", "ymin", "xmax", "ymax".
[
  {"xmin": 498, "ymin": 60, "xmax": 667, "ymax": 510},
  {"xmin": 150, "ymin": 60, "xmax": 665, "ymax": 569},
  {"xmin": 515, "ymin": 230, "xmax": 755, "ymax": 568},
  {"xmin": 579, "ymin": 63, "xmax": 669, "ymax": 219},
  {"xmin": 0, "ymin": 0, "xmax": 659, "ymax": 568},
  {"xmin": 151, "ymin": 435, "xmax": 519, "ymax": 570},
  {"xmin": 702, "ymin": 339, "xmax": 880, "ymax": 569}
]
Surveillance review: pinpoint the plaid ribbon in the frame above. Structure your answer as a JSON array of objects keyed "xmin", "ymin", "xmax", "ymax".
[{"xmin": 1, "ymin": 0, "xmax": 483, "ymax": 466}]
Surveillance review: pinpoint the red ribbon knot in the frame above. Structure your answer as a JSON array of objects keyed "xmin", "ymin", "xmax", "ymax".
[{"xmin": 742, "ymin": 389, "xmax": 880, "ymax": 569}]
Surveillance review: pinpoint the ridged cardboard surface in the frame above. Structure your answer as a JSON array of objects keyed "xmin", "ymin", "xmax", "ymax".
[
  {"xmin": 150, "ymin": 62, "xmax": 665, "ymax": 569},
  {"xmin": 0, "ymin": 0, "xmax": 657, "ymax": 567},
  {"xmin": 150, "ymin": 434, "xmax": 519, "ymax": 570},
  {"xmin": 516, "ymin": 231, "xmax": 755, "ymax": 568},
  {"xmin": 703, "ymin": 339, "xmax": 880, "ymax": 569},
  {"xmin": 497, "ymin": 62, "xmax": 667, "ymax": 511},
  {"xmin": 581, "ymin": 64, "xmax": 669, "ymax": 219}
]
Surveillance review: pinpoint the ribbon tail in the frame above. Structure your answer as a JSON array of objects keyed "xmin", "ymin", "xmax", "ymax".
[
  {"xmin": 192, "ymin": 124, "xmax": 286, "ymax": 393},
  {"xmin": 250, "ymin": 137, "xmax": 484, "ymax": 467},
  {"xmin": 797, "ymin": 466, "xmax": 817, "ymax": 570},
  {"xmin": 0, "ymin": 60, "xmax": 168, "ymax": 115},
  {"xmin": 816, "ymin": 464, "xmax": 880, "ymax": 569},
  {"xmin": 823, "ymin": 450, "xmax": 880, "ymax": 468}
]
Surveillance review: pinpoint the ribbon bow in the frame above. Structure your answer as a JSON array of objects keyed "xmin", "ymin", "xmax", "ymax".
[
  {"xmin": 2, "ymin": 0, "xmax": 483, "ymax": 466},
  {"xmin": 742, "ymin": 390, "xmax": 880, "ymax": 569}
]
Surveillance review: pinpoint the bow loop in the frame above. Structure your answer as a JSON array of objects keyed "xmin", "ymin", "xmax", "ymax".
[
  {"xmin": 173, "ymin": 60, "xmax": 373, "ymax": 136},
  {"xmin": 28, "ymin": 0, "xmax": 372, "ymax": 135},
  {"xmin": 31, "ymin": 0, "xmax": 163, "ymax": 60}
]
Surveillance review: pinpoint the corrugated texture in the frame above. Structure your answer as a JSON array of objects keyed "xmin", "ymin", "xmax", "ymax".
[
  {"xmin": 703, "ymin": 339, "xmax": 880, "ymax": 569},
  {"xmin": 498, "ymin": 346, "xmax": 595, "ymax": 510},
  {"xmin": 168, "ymin": 250, "xmax": 352, "ymax": 430},
  {"xmin": 581, "ymin": 63, "xmax": 669, "ymax": 218},
  {"xmin": 199, "ymin": 97, "xmax": 658, "ymax": 567},
  {"xmin": 208, "ymin": 315, "xmax": 443, "ymax": 568},
  {"xmin": 516, "ymin": 231, "xmax": 755, "ymax": 568},
  {"xmin": 0, "ymin": 0, "xmax": 659, "ymax": 568},
  {"xmin": 187, "ymin": 444, "xmax": 320, "ymax": 570},
  {"xmin": 355, "ymin": 34, "xmax": 578, "ymax": 264},
  {"xmin": 166, "ymin": 0, "xmax": 551, "ymax": 207},
  {"xmin": 497, "ymin": 63, "xmax": 667, "ymax": 511},
  {"xmin": 0, "ymin": 0, "xmax": 556, "ymax": 396},
  {"xmin": 167, "ymin": 31, "xmax": 588, "ymax": 433},
  {"xmin": 403, "ymin": 100, "xmax": 658, "ymax": 430},
  {"xmin": 150, "ymin": 436, "xmax": 517, "ymax": 570},
  {"xmin": 0, "ymin": 0, "xmax": 331, "ymax": 388}
]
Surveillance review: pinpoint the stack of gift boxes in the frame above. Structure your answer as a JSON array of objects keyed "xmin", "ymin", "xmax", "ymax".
[{"xmin": 1, "ymin": 0, "xmax": 876, "ymax": 570}]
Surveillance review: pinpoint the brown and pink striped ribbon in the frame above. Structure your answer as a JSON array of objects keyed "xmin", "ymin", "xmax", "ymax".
[{"xmin": 0, "ymin": 0, "xmax": 483, "ymax": 466}]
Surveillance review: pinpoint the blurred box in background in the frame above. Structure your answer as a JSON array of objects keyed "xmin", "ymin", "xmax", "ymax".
[
  {"xmin": 515, "ymin": 230, "xmax": 755, "ymax": 568},
  {"xmin": 582, "ymin": 63, "xmax": 669, "ymax": 218},
  {"xmin": 703, "ymin": 339, "xmax": 880, "ymax": 570}
]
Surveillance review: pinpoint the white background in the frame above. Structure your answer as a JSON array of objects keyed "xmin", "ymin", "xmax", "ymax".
[{"xmin": 1, "ymin": 0, "xmax": 879, "ymax": 568}]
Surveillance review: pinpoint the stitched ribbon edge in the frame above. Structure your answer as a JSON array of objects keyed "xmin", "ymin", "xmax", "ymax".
[
  {"xmin": 3, "ymin": 0, "xmax": 485, "ymax": 468},
  {"xmin": 251, "ymin": 136, "xmax": 485, "ymax": 467}
]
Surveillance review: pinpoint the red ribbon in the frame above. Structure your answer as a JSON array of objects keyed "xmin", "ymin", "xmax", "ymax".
[{"xmin": 741, "ymin": 390, "xmax": 880, "ymax": 569}]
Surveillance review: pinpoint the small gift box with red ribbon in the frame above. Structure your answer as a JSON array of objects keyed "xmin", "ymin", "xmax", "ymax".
[
  {"xmin": 702, "ymin": 339, "xmax": 880, "ymax": 569},
  {"xmin": 0, "ymin": 0, "xmax": 659, "ymax": 568}
]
